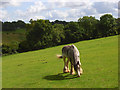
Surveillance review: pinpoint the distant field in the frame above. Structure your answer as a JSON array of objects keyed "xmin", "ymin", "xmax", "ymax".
[
  {"xmin": 2, "ymin": 35, "xmax": 118, "ymax": 88},
  {"xmin": 2, "ymin": 29, "xmax": 26, "ymax": 45}
]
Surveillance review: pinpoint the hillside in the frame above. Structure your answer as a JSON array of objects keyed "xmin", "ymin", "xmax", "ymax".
[
  {"xmin": 2, "ymin": 29, "xmax": 26, "ymax": 45},
  {"xmin": 2, "ymin": 35, "xmax": 118, "ymax": 88}
]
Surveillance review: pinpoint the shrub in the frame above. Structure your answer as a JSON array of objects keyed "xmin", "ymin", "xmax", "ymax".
[{"xmin": 2, "ymin": 44, "xmax": 17, "ymax": 55}]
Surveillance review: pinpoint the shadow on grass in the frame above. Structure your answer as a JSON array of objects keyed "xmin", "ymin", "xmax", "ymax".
[{"xmin": 43, "ymin": 73, "xmax": 78, "ymax": 80}]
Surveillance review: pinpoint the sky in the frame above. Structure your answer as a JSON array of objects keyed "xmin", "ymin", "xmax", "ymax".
[{"xmin": 0, "ymin": 0, "xmax": 119, "ymax": 23}]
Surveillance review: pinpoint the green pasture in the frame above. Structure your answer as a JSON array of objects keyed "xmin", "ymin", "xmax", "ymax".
[
  {"xmin": 2, "ymin": 29, "xmax": 26, "ymax": 45},
  {"xmin": 2, "ymin": 35, "xmax": 118, "ymax": 88}
]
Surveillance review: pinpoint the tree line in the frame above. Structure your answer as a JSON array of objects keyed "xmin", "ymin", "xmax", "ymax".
[
  {"xmin": 2, "ymin": 14, "xmax": 120, "ymax": 55},
  {"xmin": 2, "ymin": 20, "xmax": 26, "ymax": 31}
]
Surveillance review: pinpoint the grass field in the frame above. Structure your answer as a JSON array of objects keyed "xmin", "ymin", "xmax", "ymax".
[
  {"xmin": 2, "ymin": 35, "xmax": 118, "ymax": 88},
  {"xmin": 2, "ymin": 29, "xmax": 26, "ymax": 45}
]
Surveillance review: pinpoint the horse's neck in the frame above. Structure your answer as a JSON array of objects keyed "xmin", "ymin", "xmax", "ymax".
[{"xmin": 73, "ymin": 45, "xmax": 79, "ymax": 55}]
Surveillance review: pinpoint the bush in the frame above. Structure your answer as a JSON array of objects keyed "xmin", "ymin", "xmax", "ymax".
[
  {"xmin": 2, "ymin": 44, "xmax": 17, "ymax": 55},
  {"xmin": 18, "ymin": 40, "xmax": 31, "ymax": 52}
]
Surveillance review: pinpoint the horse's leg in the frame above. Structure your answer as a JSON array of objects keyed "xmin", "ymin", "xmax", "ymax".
[
  {"xmin": 66, "ymin": 58, "xmax": 70, "ymax": 72},
  {"xmin": 70, "ymin": 63, "xmax": 75, "ymax": 75},
  {"xmin": 63, "ymin": 56, "xmax": 67, "ymax": 73},
  {"xmin": 80, "ymin": 66, "xmax": 83, "ymax": 75}
]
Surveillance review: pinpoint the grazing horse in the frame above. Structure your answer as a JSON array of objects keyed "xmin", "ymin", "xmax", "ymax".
[{"xmin": 57, "ymin": 44, "xmax": 83, "ymax": 77}]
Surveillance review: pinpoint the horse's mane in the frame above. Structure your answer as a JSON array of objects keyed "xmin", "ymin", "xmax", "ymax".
[{"xmin": 72, "ymin": 44, "xmax": 79, "ymax": 55}]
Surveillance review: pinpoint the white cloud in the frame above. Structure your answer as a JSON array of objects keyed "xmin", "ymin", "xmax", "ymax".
[
  {"xmin": 47, "ymin": 0, "xmax": 119, "ymax": 2},
  {"xmin": 1, "ymin": 0, "xmax": 34, "ymax": 2},
  {"xmin": 93, "ymin": 2, "xmax": 117, "ymax": 13},
  {"xmin": 0, "ymin": 9, "xmax": 7, "ymax": 21},
  {"xmin": 45, "ymin": 9, "xmax": 69, "ymax": 21},
  {"xmin": 10, "ymin": 1, "xmax": 47, "ymax": 22},
  {"xmin": 0, "ymin": 9, "xmax": 11, "ymax": 21},
  {"xmin": 33, "ymin": 16, "xmax": 45, "ymax": 20},
  {"xmin": 0, "ymin": 0, "xmax": 36, "ymax": 8},
  {"xmin": 93, "ymin": 2, "xmax": 118, "ymax": 18},
  {"xmin": 0, "ymin": 0, "xmax": 119, "ymax": 22},
  {"xmin": 28, "ymin": 1, "xmax": 46, "ymax": 14},
  {"xmin": 0, "ymin": 0, "xmax": 21, "ymax": 8},
  {"xmin": 52, "ymin": 10, "xmax": 68, "ymax": 18}
]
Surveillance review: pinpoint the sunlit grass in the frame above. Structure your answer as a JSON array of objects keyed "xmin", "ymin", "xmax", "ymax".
[{"xmin": 2, "ymin": 35, "xmax": 118, "ymax": 88}]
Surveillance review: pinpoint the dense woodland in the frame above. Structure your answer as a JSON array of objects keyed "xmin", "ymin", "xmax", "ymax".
[{"xmin": 1, "ymin": 14, "xmax": 120, "ymax": 55}]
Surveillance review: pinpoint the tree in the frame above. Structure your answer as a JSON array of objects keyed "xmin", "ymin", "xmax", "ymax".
[
  {"xmin": 51, "ymin": 20, "xmax": 67, "ymax": 25},
  {"xmin": 115, "ymin": 18, "xmax": 120, "ymax": 34},
  {"xmin": 25, "ymin": 19, "xmax": 53, "ymax": 50},
  {"xmin": 78, "ymin": 16, "xmax": 99, "ymax": 39},
  {"xmin": 2, "ymin": 22, "xmax": 16, "ymax": 31},
  {"xmin": 52, "ymin": 24, "xmax": 65, "ymax": 45},
  {"xmin": 99, "ymin": 14, "xmax": 117, "ymax": 37},
  {"xmin": 64, "ymin": 22, "xmax": 81, "ymax": 43},
  {"xmin": 2, "ymin": 20, "xmax": 26, "ymax": 31}
]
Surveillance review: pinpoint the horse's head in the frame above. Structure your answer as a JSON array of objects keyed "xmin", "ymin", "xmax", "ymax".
[
  {"xmin": 71, "ymin": 45, "xmax": 81, "ymax": 77},
  {"xmin": 74, "ymin": 61, "xmax": 81, "ymax": 77}
]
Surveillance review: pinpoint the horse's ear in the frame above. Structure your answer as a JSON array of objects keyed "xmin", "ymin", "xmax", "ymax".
[{"xmin": 71, "ymin": 44, "xmax": 74, "ymax": 48}]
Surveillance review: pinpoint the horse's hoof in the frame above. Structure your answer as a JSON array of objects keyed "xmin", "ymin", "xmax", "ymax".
[
  {"xmin": 77, "ymin": 75, "xmax": 80, "ymax": 77},
  {"xmin": 70, "ymin": 72, "xmax": 75, "ymax": 75},
  {"xmin": 63, "ymin": 69, "xmax": 70, "ymax": 73},
  {"xmin": 63, "ymin": 70, "xmax": 68, "ymax": 73},
  {"xmin": 67, "ymin": 70, "xmax": 70, "ymax": 73}
]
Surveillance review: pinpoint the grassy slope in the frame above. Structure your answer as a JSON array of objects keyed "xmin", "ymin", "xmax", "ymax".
[
  {"xmin": 2, "ymin": 35, "xmax": 118, "ymax": 88},
  {"xmin": 2, "ymin": 29, "xmax": 26, "ymax": 45}
]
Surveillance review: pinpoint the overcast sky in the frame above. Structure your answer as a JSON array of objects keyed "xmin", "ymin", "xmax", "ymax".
[{"xmin": 0, "ymin": 0, "xmax": 119, "ymax": 22}]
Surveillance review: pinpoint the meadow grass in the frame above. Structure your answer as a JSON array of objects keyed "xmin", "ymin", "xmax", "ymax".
[
  {"xmin": 2, "ymin": 35, "xmax": 118, "ymax": 88},
  {"xmin": 2, "ymin": 29, "xmax": 26, "ymax": 45}
]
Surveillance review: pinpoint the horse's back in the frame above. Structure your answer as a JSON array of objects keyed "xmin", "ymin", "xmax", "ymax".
[{"xmin": 62, "ymin": 45, "xmax": 73, "ymax": 58}]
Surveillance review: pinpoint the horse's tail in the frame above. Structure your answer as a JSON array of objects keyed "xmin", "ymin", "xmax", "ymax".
[{"xmin": 56, "ymin": 54, "xmax": 63, "ymax": 59}]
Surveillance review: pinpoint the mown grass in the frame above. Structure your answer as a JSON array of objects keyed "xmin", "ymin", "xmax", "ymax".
[{"xmin": 2, "ymin": 35, "xmax": 118, "ymax": 88}]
